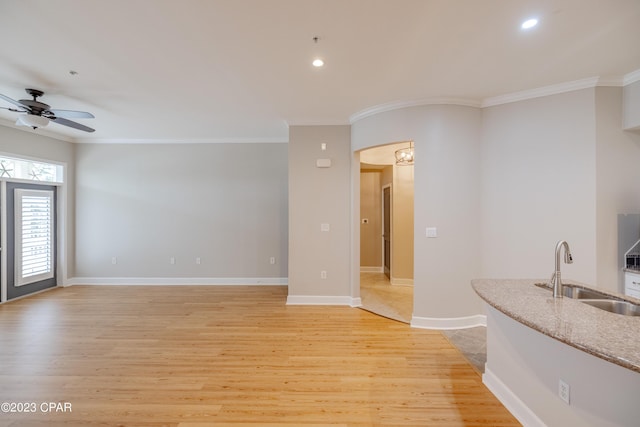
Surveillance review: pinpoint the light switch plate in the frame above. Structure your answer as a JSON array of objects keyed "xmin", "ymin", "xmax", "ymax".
[
  {"xmin": 321, "ymin": 223, "xmax": 330, "ymax": 232},
  {"xmin": 316, "ymin": 158, "xmax": 331, "ymax": 168},
  {"xmin": 426, "ymin": 227, "xmax": 438, "ymax": 238}
]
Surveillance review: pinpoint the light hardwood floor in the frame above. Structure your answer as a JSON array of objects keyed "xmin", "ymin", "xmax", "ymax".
[
  {"xmin": 359, "ymin": 273, "xmax": 487, "ymax": 374},
  {"xmin": 0, "ymin": 286, "xmax": 519, "ymax": 426}
]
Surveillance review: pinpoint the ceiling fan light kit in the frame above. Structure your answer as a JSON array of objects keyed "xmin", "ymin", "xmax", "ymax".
[
  {"xmin": 0, "ymin": 88, "xmax": 95, "ymax": 132},
  {"xmin": 16, "ymin": 114, "xmax": 50, "ymax": 129}
]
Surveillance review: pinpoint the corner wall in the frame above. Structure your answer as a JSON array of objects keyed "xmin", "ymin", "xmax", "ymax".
[{"xmin": 288, "ymin": 125, "xmax": 354, "ymax": 304}]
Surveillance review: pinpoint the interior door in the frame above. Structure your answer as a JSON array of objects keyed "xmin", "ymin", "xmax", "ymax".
[
  {"xmin": 383, "ymin": 186, "xmax": 391, "ymax": 279},
  {"xmin": 5, "ymin": 182, "xmax": 57, "ymax": 300}
]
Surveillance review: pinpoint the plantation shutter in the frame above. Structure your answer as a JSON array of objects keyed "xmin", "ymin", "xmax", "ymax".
[{"xmin": 15, "ymin": 189, "xmax": 55, "ymax": 286}]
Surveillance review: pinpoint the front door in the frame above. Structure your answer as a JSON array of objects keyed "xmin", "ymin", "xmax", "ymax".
[{"xmin": 5, "ymin": 182, "xmax": 57, "ymax": 300}]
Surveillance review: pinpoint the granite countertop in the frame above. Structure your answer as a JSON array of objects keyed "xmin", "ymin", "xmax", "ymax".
[{"xmin": 472, "ymin": 279, "xmax": 640, "ymax": 373}]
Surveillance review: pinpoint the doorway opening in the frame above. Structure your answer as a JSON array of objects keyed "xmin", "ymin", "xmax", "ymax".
[{"xmin": 358, "ymin": 142, "xmax": 414, "ymax": 323}]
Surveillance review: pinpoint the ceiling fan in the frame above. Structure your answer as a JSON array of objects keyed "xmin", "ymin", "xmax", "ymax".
[{"xmin": 0, "ymin": 88, "xmax": 95, "ymax": 133}]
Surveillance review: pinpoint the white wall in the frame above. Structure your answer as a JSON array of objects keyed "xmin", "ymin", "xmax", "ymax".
[
  {"xmin": 288, "ymin": 125, "xmax": 353, "ymax": 303},
  {"xmin": 623, "ymin": 80, "xmax": 640, "ymax": 130},
  {"xmin": 595, "ymin": 87, "xmax": 640, "ymax": 292},
  {"xmin": 0, "ymin": 126, "xmax": 76, "ymax": 280},
  {"xmin": 352, "ymin": 105, "xmax": 483, "ymax": 322},
  {"xmin": 481, "ymin": 89, "xmax": 597, "ymax": 285},
  {"xmin": 74, "ymin": 142, "xmax": 288, "ymax": 281}
]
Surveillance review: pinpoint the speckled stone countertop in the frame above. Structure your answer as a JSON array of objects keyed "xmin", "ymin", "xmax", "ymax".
[{"xmin": 472, "ymin": 279, "xmax": 640, "ymax": 373}]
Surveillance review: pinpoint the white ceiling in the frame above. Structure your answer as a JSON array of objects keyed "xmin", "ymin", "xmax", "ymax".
[{"xmin": 1, "ymin": 0, "xmax": 639, "ymax": 143}]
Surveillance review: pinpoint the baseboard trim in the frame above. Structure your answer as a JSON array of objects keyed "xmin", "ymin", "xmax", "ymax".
[
  {"xmin": 66, "ymin": 277, "xmax": 288, "ymax": 286},
  {"xmin": 410, "ymin": 314, "xmax": 486, "ymax": 330},
  {"xmin": 391, "ymin": 277, "xmax": 413, "ymax": 286},
  {"xmin": 286, "ymin": 295, "xmax": 361, "ymax": 306},
  {"xmin": 483, "ymin": 366, "xmax": 546, "ymax": 427},
  {"xmin": 360, "ymin": 266, "xmax": 383, "ymax": 273}
]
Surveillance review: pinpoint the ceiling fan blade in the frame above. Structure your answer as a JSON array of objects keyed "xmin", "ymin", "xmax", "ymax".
[
  {"xmin": 51, "ymin": 117, "xmax": 95, "ymax": 133},
  {"xmin": 49, "ymin": 109, "xmax": 95, "ymax": 119},
  {"xmin": 0, "ymin": 93, "xmax": 28, "ymax": 110},
  {"xmin": 0, "ymin": 106, "xmax": 28, "ymax": 113}
]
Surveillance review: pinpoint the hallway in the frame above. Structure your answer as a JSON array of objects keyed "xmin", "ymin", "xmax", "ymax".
[{"xmin": 359, "ymin": 272, "xmax": 413, "ymax": 323}]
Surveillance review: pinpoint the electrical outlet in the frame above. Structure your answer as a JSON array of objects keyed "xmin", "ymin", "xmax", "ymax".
[
  {"xmin": 111, "ymin": 257, "xmax": 117, "ymax": 265},
  {"xmin": 170, "ymin": 257, "xmax": 176, "ymax": 265},
  {"xmin": 559, "ymin": 379, "xmax": 570, "ymax": 404},
  {"xmin": 270, "ymin": 257, "xmax": 276, "ymax": 265},
  {"xmin": 196, "ymin": 257, "xmax": 201, "ymax": 265},
  {"xmin": 320, "ymin": 271, "xmax": 327, "ymax": 279}
]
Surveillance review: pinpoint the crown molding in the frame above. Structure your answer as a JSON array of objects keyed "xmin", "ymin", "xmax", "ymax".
[
  {"xmin": 624, "ymin": 68, "xmax": 640, "ymax": 86},
  {"xmin": 74, "ymin": 137, "xmax": 289, "ymax": 144},
  {"xmin": 481, "ymin": 73, "xmax": 640, "ymax": 108},
  {"xmin": 481, "ymin": 77, "xmax": 602, "ymax": 108},
  {"xmin": 286, "ymin": 119, "xmax": 350, "ymax": 127},
  {"xmin": 350, "ymin": 72, "xmax": 640, "ymax": 123},
  {"xmin": 596, "ymin": 76, "xmax": 625, "ymax": 87},
  {"xmin": 349, "ymin": 97, "xmax": 481, "ymax": 124}
]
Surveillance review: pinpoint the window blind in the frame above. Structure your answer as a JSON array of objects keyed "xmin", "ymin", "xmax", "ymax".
[{"xmin": 15, "ymin": 189, "xmax": 54, "ymax": 286}]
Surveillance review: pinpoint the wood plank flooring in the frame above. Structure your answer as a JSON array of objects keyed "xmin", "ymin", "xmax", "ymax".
[{"xmin": 0, "ymin": 286, "xmax": 520, "ymax": 426}]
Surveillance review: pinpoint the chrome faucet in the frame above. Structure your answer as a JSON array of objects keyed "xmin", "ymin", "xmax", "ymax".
[{"xmin": 550, "ymin": 240, "xmax": 573, "ymax": 298}]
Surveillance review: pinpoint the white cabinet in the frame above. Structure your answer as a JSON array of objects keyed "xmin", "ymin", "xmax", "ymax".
[{"xmin": 625, "ymin": 271, "xmax": 640, "ymax": 299}]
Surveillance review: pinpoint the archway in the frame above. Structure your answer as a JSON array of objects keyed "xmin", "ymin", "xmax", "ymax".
[{"xmin": 357, "ymin": 142, "xmax": 414, "ymax": 322}]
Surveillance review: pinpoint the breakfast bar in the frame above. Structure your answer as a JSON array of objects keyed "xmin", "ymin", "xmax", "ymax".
[{"xmin": 473, "ymin": 279, "xmax": 640, "ymax": 427}]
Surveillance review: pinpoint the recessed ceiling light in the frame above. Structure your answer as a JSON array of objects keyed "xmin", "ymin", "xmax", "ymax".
[
  {"xmin": 521, "ymin": 18, "xmax": 538, "ymax": 29},
  {"xmin": 312, "ymin": 58, "xmax": 324, "ymax": 67}
]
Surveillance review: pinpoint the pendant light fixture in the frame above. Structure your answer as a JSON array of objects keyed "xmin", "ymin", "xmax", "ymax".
[
  {"xmin": 312, "ymin": 36, "xmax": 324, "ymax": 67},
  {"xmin": 395, "ymin": 141, "xmax": 414, "ymax": 166}
]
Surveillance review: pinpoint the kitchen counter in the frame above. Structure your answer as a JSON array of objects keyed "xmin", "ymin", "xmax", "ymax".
[{"xmin": 472, "ymin": 278, "xmax": 640, "ymax": 373}]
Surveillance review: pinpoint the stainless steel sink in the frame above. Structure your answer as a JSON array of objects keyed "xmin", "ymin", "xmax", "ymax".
[
  {"xmin": 535, "ymin": 283, "xmax": 612, "ymax": 299},
  {"xmin": 581, "ymin": 300, "xmax": 640, "ymax": 317},
  {"xmin": 535, "ymin": 282, "xmax": 640, "ymax": 316},
  {"xmin": 561, "ymin": 285, "xmax": 611, "ymax": 300}
]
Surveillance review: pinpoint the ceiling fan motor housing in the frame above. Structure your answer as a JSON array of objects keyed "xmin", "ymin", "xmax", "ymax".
[{"xmin": 19, "ymin": 89, "xmax": 50, "ymax": 115}]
